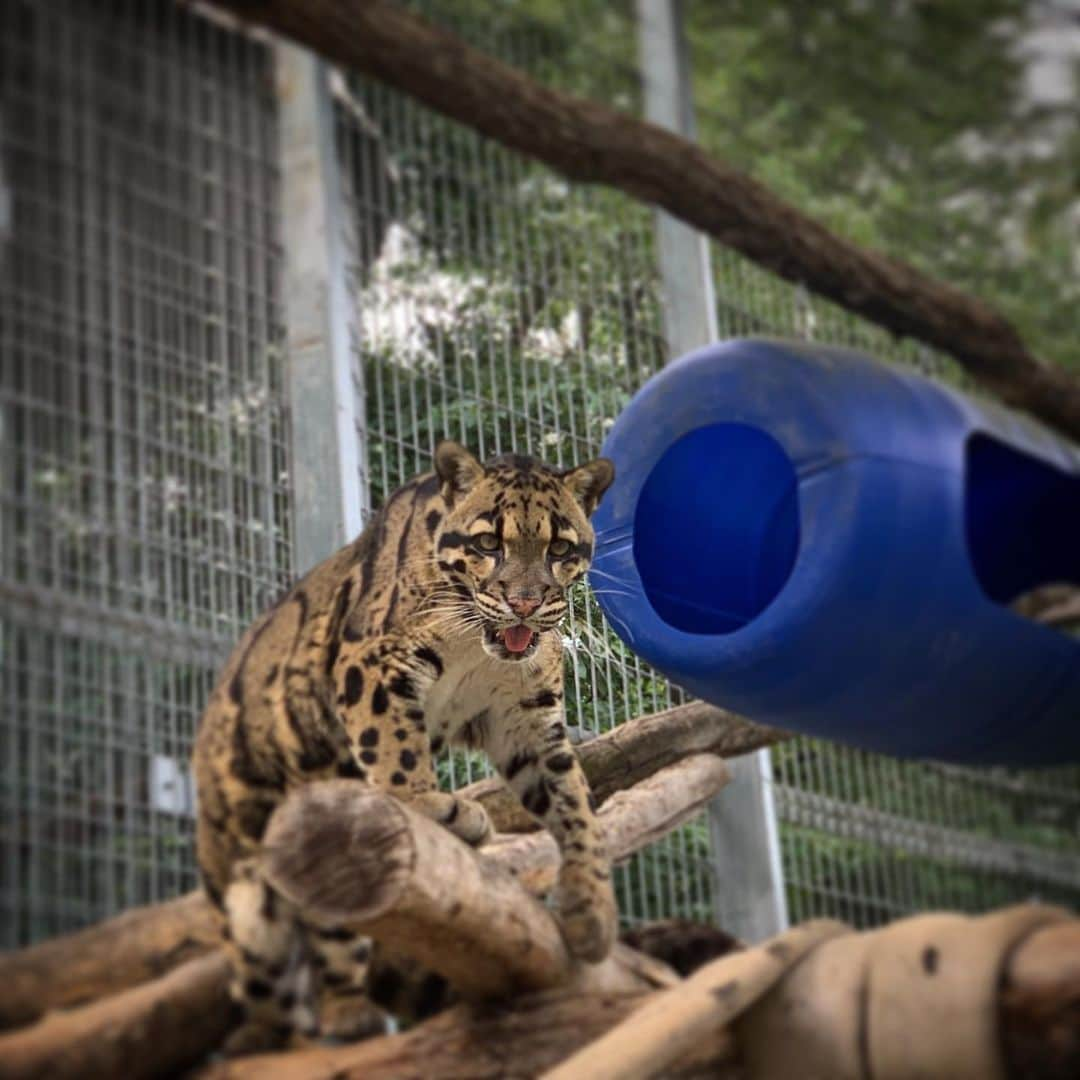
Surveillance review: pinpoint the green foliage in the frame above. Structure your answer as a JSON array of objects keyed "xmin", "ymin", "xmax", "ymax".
[
  {"xmin": 615, "ymin": 818, "xmax": 716, "ymax": 926},
  {"xmin": 687, "ymin": 0, "xmax": 1080, "ymax": 371},
  {"xmin": 782, "ymin": 824, "xmax": 1080, "ymax": 929}
]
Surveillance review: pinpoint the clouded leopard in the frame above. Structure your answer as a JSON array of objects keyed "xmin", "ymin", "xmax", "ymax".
[{"xmin": 193, "ymin": 441, "xmax": 617, "ymax": 1051}]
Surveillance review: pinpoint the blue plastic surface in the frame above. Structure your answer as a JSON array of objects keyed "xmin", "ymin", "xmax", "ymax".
[{"xmin": 590, "ymin": 339, "xmax": 1080, "ymax": 765}]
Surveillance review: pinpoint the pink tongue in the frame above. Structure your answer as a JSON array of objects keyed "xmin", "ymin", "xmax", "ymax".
[{"xmin": 502, "ymin": 624, "xmax": 535, "ymax": 653}]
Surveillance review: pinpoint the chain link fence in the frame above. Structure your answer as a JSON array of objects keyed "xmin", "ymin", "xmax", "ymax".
[{"xmin": 1, "ymin": 0, "xmax": 1077, "ymax": 949}]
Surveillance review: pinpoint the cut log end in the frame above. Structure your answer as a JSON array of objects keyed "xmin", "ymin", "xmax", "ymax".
[
  {"xmin": 262, "ymin": 780, "xmax": 416, "ymax": 924},
  {"xmin": 1000, "ymin": 922, "xmax": 1080, "ymax": 1080}
]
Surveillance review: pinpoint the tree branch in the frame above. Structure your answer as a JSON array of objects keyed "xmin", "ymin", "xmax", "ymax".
[
  {"xmin": 0, "ymin": 750, "xmax": 723, "ymax": 1040},
  {"xmin": 0, "ymin": 755, "xmax": 720, "ymax": 1074},
  {"xmin": 0, "ymin": 890, "xmax": 220, "ymax": 1030},
  {"xmin": 479, "ymin": 753, "xmax": 730, "ymax": 895},
  {"xmin": 215, "ymin": 0, "xmax": 1080, "ymax": 440},
  {"xmin": 196, "ymin": 986, "xmax": 739, "ymax": 1080},
  {"xmin": 0, "ymin": 952, "xmax": 233, "ymax": 1080},
  {"xmin": 460, "ymin": 699, "xmax": 784, "ymax": 834},
  {"xmin": 545, "ymin": 920, "xmax": 846, "ymax": 1080}
]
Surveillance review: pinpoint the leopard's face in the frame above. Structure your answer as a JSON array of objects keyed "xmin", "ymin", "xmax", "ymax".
[{"xmin": 433, "ymin": 443, "xmax": 614, "ymax": 662}]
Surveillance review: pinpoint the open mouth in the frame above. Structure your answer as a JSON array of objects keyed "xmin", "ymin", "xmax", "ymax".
[{"xmin": 483, "ymin": 622, "xmax": 539, "ymax": 660}]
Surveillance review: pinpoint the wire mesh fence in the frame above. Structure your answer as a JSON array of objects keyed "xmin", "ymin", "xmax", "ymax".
[
  {"xmin": 339, "ymin": 0, "xmax": 1080, "ymax": 932},
  {"xmin": 1, "ymin": 0, "xmax": 1077, "ymax": 951},
  {"xmin": 0, "ymin": 0, "xmax": 291, "ymax": 945},
  {"xmin": 706, "ymin": 235, "xmax": 1080, "ymax": 929},
  {"xmin": 333, "ymin": 3, "xmax": 716, "ymax": 925}
]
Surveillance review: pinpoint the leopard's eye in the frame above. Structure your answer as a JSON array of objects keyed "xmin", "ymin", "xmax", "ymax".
[
  {"xmin": 474, "ymin": 532, "xmax": 500, "ymax": 552},
  {"xmin": 548, "ymin": 538, "xmax": 572, "ymax": 558}
]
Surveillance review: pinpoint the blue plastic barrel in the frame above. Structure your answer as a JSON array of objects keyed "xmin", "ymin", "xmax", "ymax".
[{"xmin": 590, "ymin": 338, "xmax": 1080, "ymax": 765}]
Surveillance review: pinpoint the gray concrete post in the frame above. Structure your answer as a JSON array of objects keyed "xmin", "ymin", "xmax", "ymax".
[{"xmin": 277, "ymin": 46, "xmax": 368, "ymax": 573}]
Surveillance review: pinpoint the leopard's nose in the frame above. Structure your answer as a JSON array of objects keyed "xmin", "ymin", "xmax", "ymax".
[{"xmin": 508, "ymin": 594, "xmax": 541, "ymax": 617}]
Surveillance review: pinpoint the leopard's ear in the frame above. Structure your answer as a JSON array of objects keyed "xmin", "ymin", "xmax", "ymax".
[
  {"xmin": 435, "ymin": 440, "xmax": 484, "ymax": 506},
  {"xmin": 561, "ymin": 457, "xmax": 615, "ymax": 516}
]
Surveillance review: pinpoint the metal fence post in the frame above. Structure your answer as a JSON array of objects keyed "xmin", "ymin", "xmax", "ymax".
[
  {"xmin": 637, "ymin": 0, "xmax": 789, "ymax": 941},
  {"xmin": 277, "ymin": 46, "xmax": 368, "ymax": 571}
]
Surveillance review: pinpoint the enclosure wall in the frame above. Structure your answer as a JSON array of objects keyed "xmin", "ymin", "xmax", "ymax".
[
  {"xmin": 0, "ymin": 0, "xmax": 292, "ymax": 945},
  {"xmin": 1, "ymin": 0, "xmax": 1077, "ymax": 948}
]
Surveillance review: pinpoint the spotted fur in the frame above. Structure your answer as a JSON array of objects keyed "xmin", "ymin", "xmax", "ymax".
[{"xmin": 193, "ymin": 442, "xmax": 616, "ymax": 1052}]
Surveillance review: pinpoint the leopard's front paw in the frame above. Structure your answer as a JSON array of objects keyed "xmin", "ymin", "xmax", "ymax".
[
  {"xmin": 555, "ymin": 863, "xmax": 617, "ymax": 964},
  {"xmin": 446, "ymin": 796, "xmax": 493, "ymax": 847}
]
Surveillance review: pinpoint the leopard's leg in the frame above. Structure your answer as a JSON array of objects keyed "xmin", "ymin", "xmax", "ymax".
[
  {"xmin": 221, "ymin": 857, "xmax": 318, "ymax": 1055},
  {"xmin": 326, "ymin": 637, "xmax": 469, "ymax": 1026},
  {"xmin": 408, "ymin": 789, "xmax": 493, "ymax": 846},
  {"xmin": 299, "ymin": 922, "xmax": 388, "ymax": 1041},
  {"xmin": 367, "ymin": 943, "xmax": 454, "ymax": 1024},
  {"xmin": 329, "ymin": 635, "xmax": 493, "ymax": 841},
  {"xmin": 301, "ymin": 922, "xmax": 454, "ymax": 1033},
  {"xmin": 330, "ymin": 636, "xmax": 438, "ymax": 797},
  {"xmin": 487, "ymin": 694, "xmax": 616, "ymax": 963}
]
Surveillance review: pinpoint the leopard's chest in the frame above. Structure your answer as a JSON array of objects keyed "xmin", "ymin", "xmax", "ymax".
[{"xmin": 420, "ymin": 642, "xmax": 535, "ymax": 745}]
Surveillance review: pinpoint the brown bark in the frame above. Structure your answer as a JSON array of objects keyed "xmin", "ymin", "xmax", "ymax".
[
  {"xmin": 263, "ymin": 781, "xmax": 576, "ymax": 998},
  {"xmin": 0, "ymin": 754, "xmax": 717, "ymax": 1074},
  {"xmin": 0, "ymin": 756, "xmax": 713, "ymax": 1071},
  {"xmin": 214, "ymin": 0, "xmax": 1080, "ymax": 441},
  {"xmin": 260, "ymin": 768, "xmax": 710, "ymax": 999},
  {"xmin": 463, "ymin": 699, "xmax": 785, "ymax": 834},
  {"xmin": 733, "ymin": 905, "xmax": 1074, "ymax": 1080},
  {"xmin": 0, "ymin": 889, "xmax": 219, "ymax": 1030},
  {"xmin": 548, "ymin": 910, "xmax": 1080, "ymax": 1080},
  {"xmin": 0, "ymin": 703, "xmax": 756, "ymax": 1028},
  {"xmin": 487, "ymin": 753, "xmax": 731, "ymax": 895},
  {"xmin": 196, "ymin": 987, "xmax": 739, "ymax": 1080},
  {"xmin": 194, "ymin": 912, "xmax": 1080, "ymax": 1080},
  {"xmin": 3, "ymin": 910, "xmax": 1075, "ymax": 1080},
  {"xmin": 0, "ymin": 952, "xmax": 232, "ymax": 1080},
  {"xmin": 545, "ymin": 920, "xmax": 846, "ymax": 1080},
  {"xmin": 1000, "ymin": 922, "xmax": 1080, "ymax": 1080}
]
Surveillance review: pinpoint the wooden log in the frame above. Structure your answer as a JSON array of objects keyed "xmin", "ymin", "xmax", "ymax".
[
  {"xmin": 0, "ymin": 952, "xmax": 232, "ymax": 1080},
  {"xmin": 487, "ymin": 753, "xmax": 731, "ymax": 894},
  {"xmin": 548, "ymin": 910, "xmax": 1080, "ymax": 1080},
  {"xmin": 0, "ymin": 755, "xmax": 712, "ymax": 1075},
  {"xmin": 261, "ymin": 776, "xmax": 696, "ymax": 999},
  {"xmin": 199, "ymin": 909, "xmax": 1078, "ymax": 1080},
  {"xmin": 210, "ymin": 0, "xmax": 1080, "ymax": 442},
  {"xmin": 462, "ymin": 700, "xmax": 782, "ymax": 833},
  {"xmin": 196, "ymin": 986, "xmax": 739, "ymax": 1080},
  {"xmin": 544, "ymin": 920, "xmax": 847, "ymax": 1080},
  {"xmin": 999, "ymin": 921, "xmax": 1080, "ymax": 1080},
  {"xmin": 733, "ymin": 905, "xmax": 1074, "ymax": 1080},
  {"xmin": 0, "ymin": 701, "xmax": 752, "ymax": 1028},
  {"xmin": 194, "ymin": 913, "xmax": 1080, "ymax": 1080},
  {"xmin": 5, "ymin": 909, "xmax": 1075, "ymax": 1080},
  {"xmin": 264, "ymin": 780, "xmax": 572, "ymax": 997},
  {"xmin": 0, "ymin": 889, "xmax": 219, "ymax": 1030}
]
